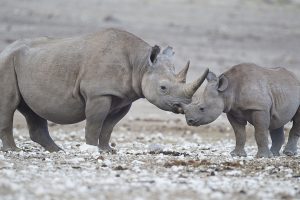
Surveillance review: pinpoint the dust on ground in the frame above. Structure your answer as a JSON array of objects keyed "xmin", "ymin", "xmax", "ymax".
[{"xmin": 1, "ymin": 0, "xmax": 300, "ymax": 200}]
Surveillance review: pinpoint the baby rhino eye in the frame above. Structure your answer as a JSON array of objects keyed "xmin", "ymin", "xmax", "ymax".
[{"xmin": 199, "ymin": 107, "xmax": 205, "ymax": 112}]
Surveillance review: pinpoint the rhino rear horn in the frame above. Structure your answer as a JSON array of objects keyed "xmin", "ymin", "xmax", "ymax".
[
  {"xmin": 176, "ymin": 61, "xmax": 190, "ymax": 83},
  {"xmin": 184, "ymin": 68, "xmax": 209, "ymax": 97}
]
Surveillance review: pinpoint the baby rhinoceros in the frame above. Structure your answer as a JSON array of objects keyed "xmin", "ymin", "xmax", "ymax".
[{"xmin": 183, "ymin": 63, "xmax": 300, "ymax": 158}]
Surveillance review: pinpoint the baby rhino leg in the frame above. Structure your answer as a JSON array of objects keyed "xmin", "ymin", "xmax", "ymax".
[
  {"xmin": 270, "ymin": 127, "xmax": 285, "ymax": 156},
  {"xmin": 283, "ymin": 110, "xmax": 300, "ymax": 156},
  {"xmin": 227, "ymin": 114, "xmax": 247, "ymax": 157},
  {"xmin": 252, "ymin": 111, "xmax": 273, "ymax": 158}
]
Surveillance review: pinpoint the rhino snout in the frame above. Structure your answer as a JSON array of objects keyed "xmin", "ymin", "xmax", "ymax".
[
  {"xmin": 187, "ymin": 118, "xmax": 198, "ymax": 126},
  {"xmin": 172, "ymin": 103, "xmax": 184, "ymax": 114}
]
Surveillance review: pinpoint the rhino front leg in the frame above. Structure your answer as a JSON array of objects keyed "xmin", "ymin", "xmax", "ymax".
[
  {"xmin": 98, "ymin": 104, "xmax": 132, "ymax": 153},
  {"xmin": 270, "ymin": 126, "xmax": 285, "ymax": 156},
  {"xmin": 17, "ymin": 100, "xmax": 62, "ymax": 152},
  {"xmin": 283, "ymin": 110, "xmax": 300, "ymax": 156},
  {"xmin": 252, "ymin": 111, "xmax": 273, "ymax": 158},
  {"xmin": 85, "ymin": 96, "xmax": 112, "ymax": 146},
  {"xmin": 227, "ymin": 113, "xmax": 247, "ymax": 157}
]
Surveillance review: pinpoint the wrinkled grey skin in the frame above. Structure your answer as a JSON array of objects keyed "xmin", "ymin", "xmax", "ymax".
[
  {"xmin": 0, "ymin": 28, "xmax": 208, "ymax": 152},
  {"xmin": 184, "ymin": 63, "xmax": 300, "ymax": 158}
]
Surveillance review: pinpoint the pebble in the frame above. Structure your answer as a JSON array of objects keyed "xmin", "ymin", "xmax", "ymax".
[
  {"xmin": 79, "ymin": 144, "xmax": 99, "ymax": 153},
  {"xmin": 148, "ymin": 143, "xmax": 163, "ymax": 153},
  {"xmin": 0, "ymin": 160, "xmax": 14, "ymax": 169}
]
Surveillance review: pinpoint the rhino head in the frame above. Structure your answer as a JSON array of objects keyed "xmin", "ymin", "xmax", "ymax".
[
  {"xmin": 183, "ymin": 70, "xmax": 229, "ymax": 125},
  {"xmin": 141, "ymin": 46, "xmax": 209, "ymax": 114}
]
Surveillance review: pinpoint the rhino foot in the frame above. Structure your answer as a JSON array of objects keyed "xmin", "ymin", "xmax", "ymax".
[
  {"xmin": 1, "ymin": 146, "xmax": 21, "ymax": 152},
  {"xmin": 270, "ymin": 146, "xmax": 280, "ymax": 156},
  {"xmin": 99, "ymin": 144, "xmax": 117, "ymax": 154},
  {"xmin": 283, "ymin": 148, "xmax": 297, "ymax": 156},
  {"xmin": 256, "ymin": 149, "xmax": 273, "ymax": 158},
  {"xmin": 270, "ymin": 149, "xmax": 280, "ymax": 157},
  {"xmin": 230, "ymin": 149, "xmax": 247, "ymax": 157},
  {"xmin": 44, "ymin": 143, "xmax": 63, "ymax": 153}
]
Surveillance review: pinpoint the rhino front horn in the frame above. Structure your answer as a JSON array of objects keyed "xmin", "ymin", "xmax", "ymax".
[
  {"xmin": 185, "ymin": 68, "xmax": 209, "ymax": 97},
  {"xmin": 176, "ymin": 60, "xmax": 190, "ymax": 83}
]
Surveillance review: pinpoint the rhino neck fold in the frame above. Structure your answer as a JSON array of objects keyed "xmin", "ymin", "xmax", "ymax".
[
  {"xmin": 130, "ymin": 51, "xmax": 149, "ymax": 100},
  {"xmin": 221, "ymin": 91, "xmax": 233, "ymax": 113}
]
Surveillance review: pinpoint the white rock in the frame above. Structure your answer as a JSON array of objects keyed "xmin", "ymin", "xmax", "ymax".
[
  {"xmin": 79, "ymin": 144, "xmax": 99, "ymax": 153},
  {"xmin": 0, "ymin": 160, "xmax": 13, "ymax": 169},
  {"xmin": 69, "ymin": 157, "xmax": 85, "ymax": 164},
  {"xmin": 92, "ymin": 152, "xmax": 101, "ymax": 159},
  {"xmin": 132, "ymin": 160, "xmax": 144, "ymax": 165},
  {"xmin": 103, "ymin": 159, "xmax": 112, "ymax": 167},
  {"xmin": 148, "ymin": 143, "xmax": 163, "ymax": 152},
  {"xmin": 225, "ymin": 170, "xmax": 242, "ymax": 176}
]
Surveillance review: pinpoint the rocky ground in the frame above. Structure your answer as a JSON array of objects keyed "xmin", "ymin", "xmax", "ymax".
[
  {"xmin": 1, "ymin": 116, "xmax": 300, "ymax": 200},
  {"xmin": 1, "ymin": 0, "xmax": 300, "ymax": 199}
]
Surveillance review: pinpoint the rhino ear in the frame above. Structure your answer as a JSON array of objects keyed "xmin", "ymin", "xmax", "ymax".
[
  {"xmin": 149, "ymin": 45, "xmax": 160, "ymax": 64},
  {"xmin": 217, "ymin": 74, "xmax": 228, "ymax": 92},
  {"xmin": 206, "ymin": 71, "xmax": 218, "ymax": 82}
]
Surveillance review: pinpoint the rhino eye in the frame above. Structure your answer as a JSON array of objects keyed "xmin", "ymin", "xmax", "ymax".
[
  {"xmin": 160, "ymin": 86, "xmax": 167, "ymax": 90},
  {"xmin": 199, "ymin": 107, "xmax": 205, "ymax": 112}
]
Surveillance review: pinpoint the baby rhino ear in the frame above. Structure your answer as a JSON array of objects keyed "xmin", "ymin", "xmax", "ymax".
[
  {"xmin": 206, "ymin": 71, "xmax": 218, "ymax": 82},
  {"xmin": 217, "ymin": 74, "xmax": 228, "ymax": 92}
]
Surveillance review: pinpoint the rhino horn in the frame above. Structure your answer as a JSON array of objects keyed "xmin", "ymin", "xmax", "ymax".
[
  {"xmin": 184, "ymin": 68, "xmax": 209, "ymax": 97},
  {"xmin": 176, "ymin": 60, "xmax": 190, "ymax": 83}
]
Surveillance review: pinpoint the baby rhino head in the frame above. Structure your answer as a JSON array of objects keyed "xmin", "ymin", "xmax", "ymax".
[{"xmin": 183, "ymin": 70, "xmax": 229, "ymax": 126}]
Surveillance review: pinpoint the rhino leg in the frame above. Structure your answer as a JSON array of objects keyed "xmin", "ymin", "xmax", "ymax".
[
  {"xmin": 269, "ymin": 127, "xmax": 285, "ymax": 156},
  {"xmin": 252, "ymin": 111, "xmax": 273, "ymax": 158},
  {"xmin": 283, "ymin": 110, "xmax": 300, "ymax": 156},
  {"xmin": 0, "ymin": 115, "xmax": 20, "ymax": 152},
  {"xmin": 227, "ymin": 113, "xmax": 247, "ymax": 157},
  {"xmin": 17, "ymin": 100, "xmax": 62, "ymax": 152},
  {"xmin": 98, "ymin": 104, "xmax": 131, "ymax": 153},
  {"xmin": 85, "ymin": 96, "xmax": 112, "ymax": 146},
  {"xmin": 0, "ymin": 55, "xmax": 21, "ymax": 151}
]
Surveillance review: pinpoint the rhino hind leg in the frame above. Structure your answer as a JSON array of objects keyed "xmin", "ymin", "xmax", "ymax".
[
  {"xmin": 98, "ymin": 104, "xmax": 131, "ymax": 153},
  {"xmin": 269, "ymin": 126, "xmax": 285, "ymax": 156},
  {"xmin": 283, "ymin": 110, "xmax": 300, "ymax": 156},
  {"xmin": 0, "ymin": 102, "xmax": 20, "ymax": 151},
  {"xmin": 0, "ymin": 54, "xmax": 21, "ymax": 151},
  {"xmin": 17, "ymin": 99, "xmax": 62, "ymax": 152},
  {"xmin": 0, "ymin": 117, "xmax": 20, "ymax": 152}
]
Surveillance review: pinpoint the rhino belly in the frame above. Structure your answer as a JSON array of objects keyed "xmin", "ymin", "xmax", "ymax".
[
  {"xmin": 20, "ymin": 91, "xmax": 86, "ymax": 124},
  {"xmin": 270, "ymin": 100, "xmax": 299, "ymax": 130},
  {"xmin": 17, "ymin": 78, "xmax": 86, "ymax": 124}
]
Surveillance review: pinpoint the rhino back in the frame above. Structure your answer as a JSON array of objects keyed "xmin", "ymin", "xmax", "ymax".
[{"xmin": 225, "ymin": 63, "xmax": 300, "ymax": 129}]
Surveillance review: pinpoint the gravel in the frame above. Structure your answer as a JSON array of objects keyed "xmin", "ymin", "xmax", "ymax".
[{"xmin": 0, "ymin": 119, "xmax": 299, "ymax": 200}]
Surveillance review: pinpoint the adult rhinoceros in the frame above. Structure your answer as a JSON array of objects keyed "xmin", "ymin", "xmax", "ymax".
[{"xmin": 0, "ymin": 28, "xmax": 208, "ymax": 152}]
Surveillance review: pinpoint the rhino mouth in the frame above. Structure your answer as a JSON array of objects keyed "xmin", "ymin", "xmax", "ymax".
[
  {"xmin": 187, "ymin": 118, "xmax": 199, "ymax": 126},
  {"xmin": 172, "ymin": 103, "xmax": 184, "ymax": 114}
]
